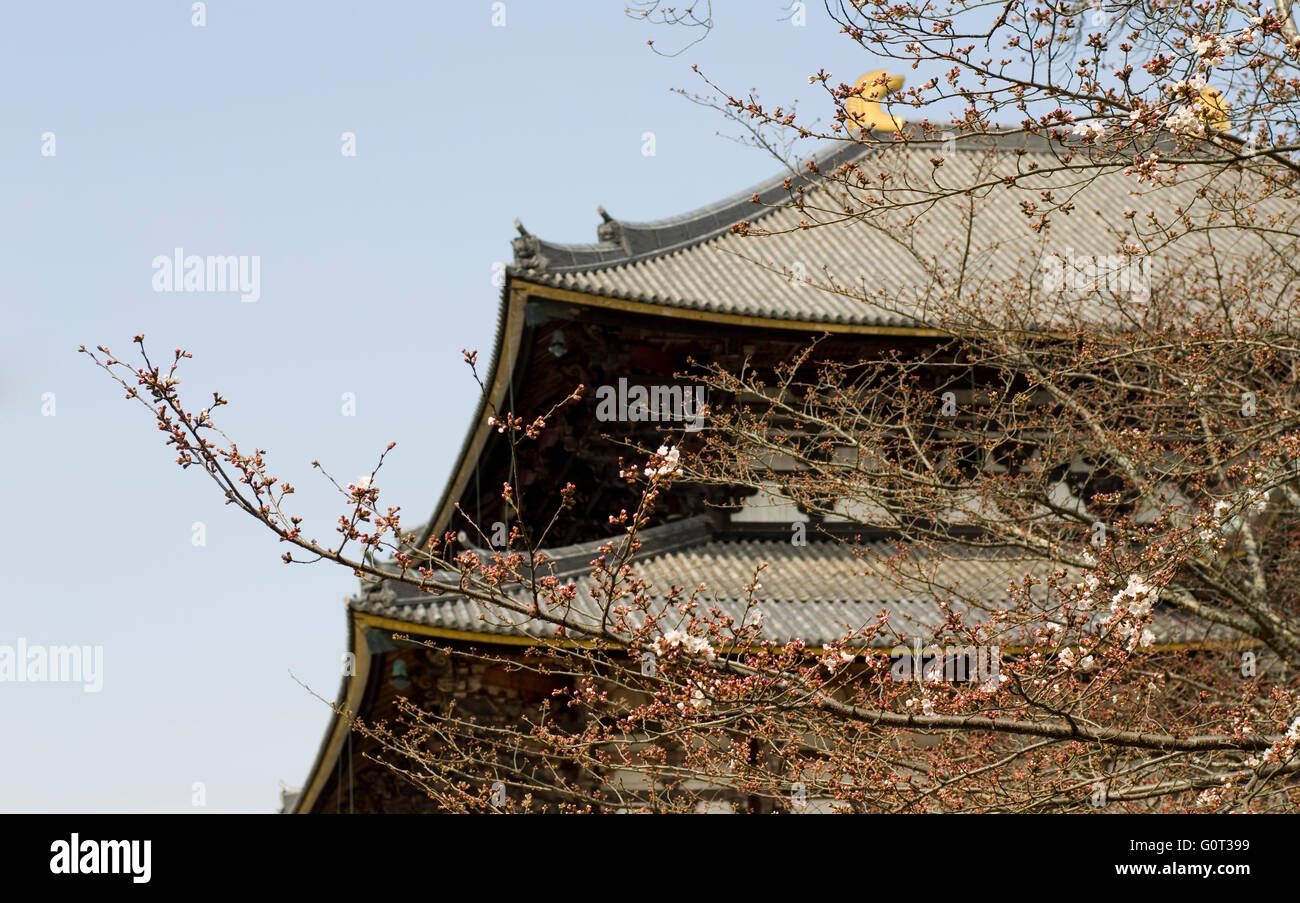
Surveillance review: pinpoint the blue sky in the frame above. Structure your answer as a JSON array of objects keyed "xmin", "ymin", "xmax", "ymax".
[{"xmin": 0, "ymin": 1, "xmax": 881, "ymax": 812}]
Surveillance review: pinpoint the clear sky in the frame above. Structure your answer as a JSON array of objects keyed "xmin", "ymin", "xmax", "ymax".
[{"xmin": 1, "ymin": 1, "xmax": 882, "ymax": 812}]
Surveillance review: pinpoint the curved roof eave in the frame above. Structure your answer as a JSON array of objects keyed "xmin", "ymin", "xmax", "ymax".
[
  {"xmin": 411, "ymin": 276, "xmax": 518, "ymax": 553},
  {"xmin": 507, "ymin": 128, "xmax": 1075, "ymax": 276},
  {"xmin": 289, "ymin": 605, "xmax": 365, "ymax": 814},
  {"xmin": 510, "ymin": 139, "xmax": 870, "ymax": 274}
]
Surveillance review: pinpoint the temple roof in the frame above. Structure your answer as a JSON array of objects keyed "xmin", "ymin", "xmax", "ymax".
[
  {"xmin": 356, "ymin": 516, "xmax": 1231, "ymax": 649},
  {"xmin": 507, "ymin": 130, "xmax": 1282, "ymax": 328},
  {"xmin": 293, "ymin": 131, "xmax": 1265, "ymax": 813}
]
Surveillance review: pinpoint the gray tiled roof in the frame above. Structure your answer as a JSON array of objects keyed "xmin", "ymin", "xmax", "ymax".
[
  {"xmin": 511, "ymin": 131, "xmax": 1286, "ymax": 327},
  {"xmin": 354, "ymin": 516, "xmax": 1227, "ymax": 648},
  {"xmin": 384, "ymin": 135, "xmax": 1271, "ymax": 648}
]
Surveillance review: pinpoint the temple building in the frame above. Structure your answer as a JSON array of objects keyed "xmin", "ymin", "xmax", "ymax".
[{"xmin": 284, "ymin": 123, "xmax": 1257, "ymax": 814}]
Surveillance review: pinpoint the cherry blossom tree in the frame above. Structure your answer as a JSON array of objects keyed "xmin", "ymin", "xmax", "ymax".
[{"xmin": 83, "ymin": 1, "xmax": 1300, "ymax": 812}]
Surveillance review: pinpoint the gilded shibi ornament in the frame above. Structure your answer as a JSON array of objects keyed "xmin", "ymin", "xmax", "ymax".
[{"xmin": 844, "ymin": 70, "xmax": 905, "ymax": 132}]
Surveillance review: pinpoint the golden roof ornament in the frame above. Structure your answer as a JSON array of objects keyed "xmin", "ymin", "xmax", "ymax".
[
  {"xmin": 1198, "ymin": 86, "xmax": 1230, "ymax": 132},
  {"xmin": 845, "ymin": 70, "xmax": 905, "ymax": 132}
]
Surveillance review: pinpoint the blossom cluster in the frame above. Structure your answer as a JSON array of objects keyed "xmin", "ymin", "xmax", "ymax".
[
  {"xmin": 644, "ymin": 444, "xmax": 682, "ymax": 478},
  {"xmin": 652, "ymin": 629, "xmax": 716, "ymax": 661},
  {"xmin": 1070, "ymin": 120, "xmax": 1107, "ymax": 141},
  {"xmin": 1199, "ymin": 492, "xmax": 1270, "ymax": 542},
  {"xmin": 1102, "ymin": 575, "xmax": 1158, "ymax": 650}
]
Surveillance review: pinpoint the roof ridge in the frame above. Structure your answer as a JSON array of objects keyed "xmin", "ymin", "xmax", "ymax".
[
  {"xmin": 507, "ymin": 127, "xmax": 1076, "ymax": 277},
  {"xmin": 510, "ymin": 139, "xmax": 869, "ymax": 274}
]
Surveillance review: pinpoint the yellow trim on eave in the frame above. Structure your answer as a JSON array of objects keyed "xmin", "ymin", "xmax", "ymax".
[
  {"xmin": 427, "ymin": 286, "xmax": 529, "ymax": 541},
  {"xmin": 514, "ymin": 279, "xmax": 949, "ymax": 338},
  {"xmin": 348, "ymin": 610, "xmax": 1251, "ymax": 658},
  {"xmin": 354, "ymin": 612, "xmax": 588, "ymax": 648},
  {"xmin": 294, "ymin": 613, "xmax": 373, "ymax": 815}
]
